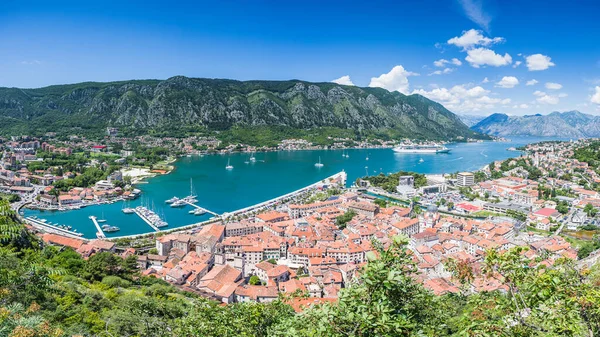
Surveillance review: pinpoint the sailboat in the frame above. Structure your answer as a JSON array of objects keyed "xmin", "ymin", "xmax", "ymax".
[
  {"xmin": 97, "ymin": 210, "xmax": 107, "ymax": 223},
  {"xmin": 315, "ymin": 156, "xmax": 324, "ymax": 168},
  {"xmin": 226, "ymin": 158, "xmax": 234, "ymax": 170},
  {"xmin": 249, "ymin": 152, "xmax": 256, "ymax": 162},
  {"xmin": 366, "ymin": 154, "xmax": 370, "ymax": 161}
]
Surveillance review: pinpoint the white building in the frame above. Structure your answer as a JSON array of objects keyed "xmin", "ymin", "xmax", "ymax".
[{"xmin": 457, "ymin": 172, "xmax": 475, "ymax": 187}]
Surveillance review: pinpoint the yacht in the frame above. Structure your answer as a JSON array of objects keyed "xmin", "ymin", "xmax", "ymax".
[
  {"xmin": 102, "ymin": 225, "xmax": 120, "ymax": 233},
  {"xmin": 165, "ymin": 196, "xmax": 179, "ymax": 204},
  {"xmin": 393, "ymin": 143, "xmax": 450, "ymax": 154},
  {"xmin": 250, "ymin": 152, "xmax": 256, "ymax": 162},
  {"xmin": 226, "ymin": 158, "xmax": 234, "ymax": 170},
  {"xmin": 193, "ymin": 208, "xmax": 207, "ymax": 215},
  {"xmin": 314, "ymin": 156, "xmax": 324, "ymax": 168},
  {"xmin": 122, "ymin": 207, "xmax": 135, "ymax": 214},
  {"xmin": 171, "ymin": 200, "xmax": 186, "ymax": 208}
]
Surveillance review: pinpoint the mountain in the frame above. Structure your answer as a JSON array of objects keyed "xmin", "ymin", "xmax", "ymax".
[
  {"xmin": 457, "ymin": 114, "xmax": 489, "ymax": 127},
  {"xmin": 471, "ymin": 111, "xmax": 600, "ymax": 137},
  {"xmin": 0, "ymin": 76, "xmax": 483, "ymax": 140}
]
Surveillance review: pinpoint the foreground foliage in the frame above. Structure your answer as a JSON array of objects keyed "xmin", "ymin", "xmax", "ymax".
[{"xmin": 1, "ymin": 199, "xmax": 600, "ymax": 336}]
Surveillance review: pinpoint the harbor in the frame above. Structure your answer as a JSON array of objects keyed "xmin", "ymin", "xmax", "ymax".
[{"xmin": 21, "ymin": 137, "xmax": 557, "ymax": 239}]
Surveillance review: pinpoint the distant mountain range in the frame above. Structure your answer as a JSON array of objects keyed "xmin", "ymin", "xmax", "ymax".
[
  {"xmin": 457, "ymin": 114, "xmax": 488, "ymax": 127},
  {"xmin": 0, "ymin": 76, "xmax": 484, "ymax": 140},
  {"xmin": 471, "ymin": 111, "xmax": 600, "ymax": 138}
]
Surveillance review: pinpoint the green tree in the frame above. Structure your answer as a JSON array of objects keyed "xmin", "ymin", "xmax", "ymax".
[{"xmin": 249, "ymin": 275, "xmax": 261, "ymax": 285}]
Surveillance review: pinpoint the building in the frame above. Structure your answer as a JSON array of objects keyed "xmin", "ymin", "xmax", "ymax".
[
  {"xmin": 457, "ymin": 172, "xmax": 475, "ymax": 187},
  {"xmin": 396, "ymin": 175, "xmax": 416, "ymax": 198}
]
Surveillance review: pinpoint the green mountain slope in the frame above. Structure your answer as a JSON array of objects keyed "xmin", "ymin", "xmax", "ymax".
[{"xmin": 0, "ymin": 76, "xmax": 483, "ymax": 140}]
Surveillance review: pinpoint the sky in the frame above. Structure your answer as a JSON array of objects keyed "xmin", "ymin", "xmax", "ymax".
[{"xmin": 1, "ymin": 0, "xmax": 600, "ymax": 116}]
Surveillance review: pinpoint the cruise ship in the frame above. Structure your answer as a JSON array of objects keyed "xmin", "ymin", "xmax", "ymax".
[{"xmin": 393, "ymin": 144, "xmax": 450, "ymax": 154}]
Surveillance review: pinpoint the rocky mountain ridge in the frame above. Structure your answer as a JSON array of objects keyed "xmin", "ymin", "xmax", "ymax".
[{"xmin": 0, "ymin": 76, "xmax": 482, "ymax": 140}]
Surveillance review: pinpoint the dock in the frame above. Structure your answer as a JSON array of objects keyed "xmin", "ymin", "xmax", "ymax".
[
  {"xmin": 133, "ymin": 208, "xmax": 161, "ymax": 232},
  {"xmin": 24, "ymin": 217, "xmax": 85, "ymax": 239},
  {"xmin": 180, "ymin": 200, "xmax": 220, "ymax": 217},
  {"xmin": 89, "ymin": 216, "xmax": 106, "ymax": 239}
]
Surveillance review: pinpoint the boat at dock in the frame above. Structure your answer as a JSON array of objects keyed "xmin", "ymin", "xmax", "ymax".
[
  {"xmin": 101, "ymin": 224, "xmax": 120, "ymax": 232},
  {"xmin": 122, "ymin": 207, "xmax": 135, "ymax": 214},
  {"xmin": 165, "ymin": 196, "xmax": 179, "ymax": 204}
]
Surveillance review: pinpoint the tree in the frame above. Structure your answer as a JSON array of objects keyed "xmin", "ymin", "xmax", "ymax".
[
  {"xmin": 448, "ymin": 247, "xmax": 600, "ymax": 336},
  {"xmin": 249, "ymin": 275, "xmax": 261, "ymax": 285},
  {"xmin": 374, "ymin": 198, "xmax": 387, "ymax": 208},
  {"xmin": 85, "ymin": 251, "xmax": 121, "ymax": 281},
  {"xmin": 584, "ymin": 203, "xmax": 597, "ymax": 217},
  {"xmin": 270, "ymin": 236, "xmax": 454, "ymax": 336},
  {"xmin": 336, "ymin": 210, "xmax": 357, "ymax": 229}
]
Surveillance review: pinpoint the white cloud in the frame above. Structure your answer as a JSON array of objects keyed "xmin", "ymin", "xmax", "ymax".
[
  {"xmin": 482, "ymin": 77, "xmax": 489, "ymax": 83},
  {"xmin": 525, "ymin": 54, "xmax": 555, "ymax": 71},
  {"xmin": 476, "ymin": 96, "xmax": 511, "ymax": 104},
  {"xmin": 447, "ymin": 29, "xmax": 504, "ymax": 50},
  {"xmin": 526, "ymin": 79, "xmax": 538, "ymax": 86},
  {"xmin": 513, "ymin": 61, "xmax": 522, "ymax": 68},
  {"xmin": 592, "ymin": 86, "xmax": 600, "ymax": 104},
  {"xmin": 412, "ymin": 84, "xmax": 512, "ymax": 113},
  {"xmin": 516, "ymin": 104, "xmax": 529, "ymax": 109},
  {"xmin": 466, "ymin": 48, "xmax": 512, "ymax": 67},
  {"xmin": 496, "ymin": 76, "xmax": 519, "ymax": 88},
  {"xmin": 433, "ymin": 59, "xmax": 448, "ymax": 67},
  {"xmin": 369, "ymin": 65, "xmax": 419, "ymax": 94},
  {"xmin": 433, "ymin": 58, "xmax": 463, "ymax": 67},
  {"xmin": 456, "ymin": 0, "xmax": 492, "ymax": 32},
  {"xmin": 331, "ymin": 75, "xmax": 355, "ymax": 86},
  {"xmin": 545, "ymin": 82, "xmax": 562, "ymax": 90},
  {"xmin": 429, "ymin": 68, "xmax": 455, "ymax": 76},
  {"xmin": 534, "ymin": 91, "xmax": 559, "ymax": 104},
  {"xmin": 20, "ymin": 60, "xmax": 41, "ymax": 65},
  {"xmin": 558, "ymin": 93, "xmax": 568, "ymax": 98}
]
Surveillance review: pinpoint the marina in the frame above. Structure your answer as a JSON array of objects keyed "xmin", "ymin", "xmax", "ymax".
[
  {"xmin": 133, "ymin": 206, "xmax": 168, "ymax": 232},
  {"xmin": 22, "ymin": 137, "xmax": 562, "ymax": 239}
]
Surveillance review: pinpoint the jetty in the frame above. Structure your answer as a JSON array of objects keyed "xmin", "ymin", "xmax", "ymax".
[
  {"xmin": 179, "ymin": 200, "xmax": 219, "ymax": 217},
  {"xmin": 24, "ymin": 217, "xmax": 84, "ymax": 239},
  {"xmin": 133, "ymin": 207, "xmax": 162, "ymax": 232},
  {"xmin": 89, "ymin": 216, "xmax": 106, "ymax": 239}
]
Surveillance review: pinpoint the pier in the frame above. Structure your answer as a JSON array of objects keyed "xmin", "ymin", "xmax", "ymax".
[
  {"xmin": 89, "ymin": 216, "xmax": 106, "ymax": 239},
  {"xmin": 133, "ymin": 208, "xmax": 162, "ymax": 232},
  {"xmin": 24, "ymin": 217, "xmax": 85, "ymax": 239},
  {"xmin": 179, "ymin": 200, "xmax": 220, "ymax": 217}
]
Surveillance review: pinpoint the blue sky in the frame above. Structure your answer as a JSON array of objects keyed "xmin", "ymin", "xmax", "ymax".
[{"xmin": 1, "ymin": 0, "xmax": 600, "ymax": 115}]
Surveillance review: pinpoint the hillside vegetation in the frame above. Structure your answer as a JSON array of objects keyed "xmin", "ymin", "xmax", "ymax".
[{"xmin": 0, "ymin": 77, "xmax": 483, "ymax": 141}]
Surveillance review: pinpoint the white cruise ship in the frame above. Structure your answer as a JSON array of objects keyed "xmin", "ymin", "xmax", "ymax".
[{"xmin": 393, "ymin": 144, "xmax": 450, "ymax": 154}]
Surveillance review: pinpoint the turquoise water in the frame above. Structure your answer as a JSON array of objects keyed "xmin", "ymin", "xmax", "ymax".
[{"xmin": 24, "ymin": 137, "xmax": 562, "ymax": 238}]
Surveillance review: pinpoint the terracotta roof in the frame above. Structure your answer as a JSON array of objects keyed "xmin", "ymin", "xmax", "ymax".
[{"xmin": 41, "ymin": 233, "xmax": 85, "ymax": 250}]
